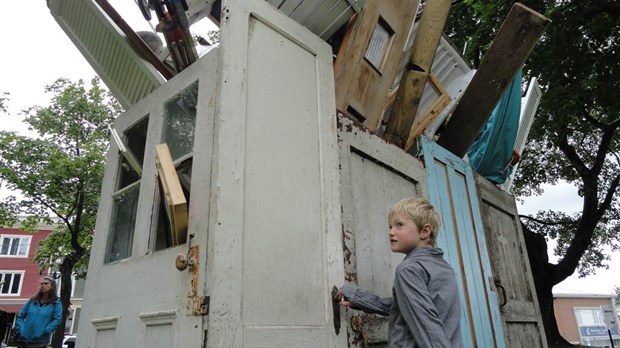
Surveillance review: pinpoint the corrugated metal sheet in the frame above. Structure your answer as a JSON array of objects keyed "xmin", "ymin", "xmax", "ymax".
[
  {"xmin": 418, "ymin": 36, "xmax": 472, "ymax": 115},
  {"xmin": 387, "ymin": 28, "xmax": 474, "ymax": 139},
  {"xmin": 48, "ymin": 0, "xmax": 165, "ymax": 108},
  {"xmin": 421, "ymin": 36, "xmax": 475, "ymax": 138},
  {"xmin": 266, "ymin": 0, "xmax": 367, "ymax": 39}
]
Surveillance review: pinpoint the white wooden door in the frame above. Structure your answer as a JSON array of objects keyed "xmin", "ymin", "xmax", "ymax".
[
  {"xmin": 205, "ymin": 1, "xmax": 345, "ymax": 346},
  {"xmin": 77, "ymin": 51, "xmax": 220, "ymax": 348}
]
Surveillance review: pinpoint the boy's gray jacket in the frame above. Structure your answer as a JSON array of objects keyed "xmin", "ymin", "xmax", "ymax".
[{"xmin": 342, "ymin": 247, "xmax": 464, "ymax": 348}]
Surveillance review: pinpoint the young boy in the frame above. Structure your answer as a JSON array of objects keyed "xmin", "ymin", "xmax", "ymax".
[{"xmin": 338, "ymin": 198, "xmax": 463, "ymax": 348}]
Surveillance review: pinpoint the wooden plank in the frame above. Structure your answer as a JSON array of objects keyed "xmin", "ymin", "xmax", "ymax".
[
  {"xmin": 383, "ymin": 0, "xmax": 452, "ymax": 146},
  {"xmin": 437, "ymin": 3, "xmax": 550, "ymax": 157},
  {"xmin": 155, "ymin": 143, "xmax": 188, "ymax": 246}
]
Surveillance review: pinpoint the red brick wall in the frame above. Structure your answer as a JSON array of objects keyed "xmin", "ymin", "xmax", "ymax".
[{"xmin": 1, "ymin": 227, "xmax": 52, "ymax": 312}]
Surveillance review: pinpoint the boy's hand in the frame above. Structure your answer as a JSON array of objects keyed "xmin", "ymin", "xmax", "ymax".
[{"xmin": 336, "ymin": 287, "xmax": 352, "ymax": 307}]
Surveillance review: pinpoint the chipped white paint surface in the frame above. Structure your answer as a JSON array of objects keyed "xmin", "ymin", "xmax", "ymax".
[
  {"xmin": 208, "ymin": 1, "xmax": 344, "ymax": 346},
  {"xmin": 338, "ymin": 117, "xmax": 428, "ymax": 345}
]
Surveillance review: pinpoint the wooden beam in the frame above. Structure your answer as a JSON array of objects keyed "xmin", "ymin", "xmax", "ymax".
[
  {"xmin": 383, "ymin": 0, "xmax": 452, "ymax": 147},
  {"xmin": 437, "ymin": 3, "xmax": 550, "ymax": 158}
]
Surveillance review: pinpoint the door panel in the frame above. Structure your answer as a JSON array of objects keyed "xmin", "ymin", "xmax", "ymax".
[
  {"xmin": 339, "ymin": 118, "xmax": 427, "ymax": 345},
  {"xmin": 78, "ymin": 49, "xmax": 220, "ymax": 348},
  {"xmin": 242, "ymin": 16, "xmax": 325, "ymax": 326},
  {"xmin": 475, "ymin": 174, "xmax": 548, "ymax": 348},
  {"xmin": 334, "ymin": 0, "xmax": 420, "ymax": 130},
  {"xmin": 208, "ymin": 1, "xmax": 345, "ymax": 346},
  {"xmin": 421, "ymin": 136, "xmax": 506, "ymax": 348}
]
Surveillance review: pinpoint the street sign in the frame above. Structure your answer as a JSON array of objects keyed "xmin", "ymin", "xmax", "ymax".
[{"xmin": 579, "ymin": 325, "xmax": 608, "ymax": 337}]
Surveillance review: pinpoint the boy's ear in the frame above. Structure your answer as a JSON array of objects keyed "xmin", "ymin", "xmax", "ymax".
[{"xmin": 421, "ymin": 224, "xmax": 432, "ymax": 238}]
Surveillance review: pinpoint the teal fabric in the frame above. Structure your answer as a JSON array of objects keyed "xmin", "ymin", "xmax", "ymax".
[
  {"xmin": 15, "ymin": 298, "xmax": 62, "ymax": 344},
  {"xmin": 467, "ymin": 70, "xmax": 522, "ymax": 184}
]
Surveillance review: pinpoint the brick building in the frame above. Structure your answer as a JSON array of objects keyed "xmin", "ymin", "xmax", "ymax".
[
  {"xmin": 554, "ymin": 293, "xmax": 620, "ymax": 347},
  {"xmin": 1, "ymin": 220, "xmax": 85, "ymax": 344},
  {"xmin": 0, "ymin": 223, "xmax": 53, "ymax": 342}
]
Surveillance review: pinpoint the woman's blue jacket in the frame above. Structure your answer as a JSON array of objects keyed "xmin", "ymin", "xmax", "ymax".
[{"xmin": 15, "ymin": 298, "xmax": 62, "ymax": 344}]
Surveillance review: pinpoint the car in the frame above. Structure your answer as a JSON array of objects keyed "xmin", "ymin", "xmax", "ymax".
[{"xmin": 62, "ymin": 335, "xmax": 76, "ymax": 348}]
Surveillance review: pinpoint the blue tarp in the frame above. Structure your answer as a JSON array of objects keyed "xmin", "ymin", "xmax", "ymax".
[{"xmin": 467, "ymin": 70, "xmax": 522, "ymax": 184}]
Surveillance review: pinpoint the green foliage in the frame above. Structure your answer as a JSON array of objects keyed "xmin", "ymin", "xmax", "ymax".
[
  {"xmin": 193, "ymin": 30, "xmax": 220, "ymax": 46},
  {"xmin": 614, "ymin": 286, "xmax": 620, "ymax": 305},
  {"xmin": 446, "ymin": 0, "xmax": 620, "ymax": 275},
  {"xmin": 0, "ymin": 92, "xmax": 8, "ymax": 113},
  {"xmin": 207, "ymin": 30, "xmax": 220, "ymax": 45},
  {"xmin": 0, "ymin": 77, "xmax": 120, "ymax": 272}
]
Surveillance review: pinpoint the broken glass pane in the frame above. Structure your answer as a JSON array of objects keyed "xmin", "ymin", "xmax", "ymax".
[{"xmin": 162, "ymin": 82, "xmax": 198, "ymax": 161}]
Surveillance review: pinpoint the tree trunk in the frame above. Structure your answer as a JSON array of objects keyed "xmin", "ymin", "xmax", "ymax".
[
  {"xmin": 522, "ymin": 223, "xmax": 574, "ymax": 347},
  {"xmin": 50, "ymin": 260, "xmax": 75, "ymax": 348}
]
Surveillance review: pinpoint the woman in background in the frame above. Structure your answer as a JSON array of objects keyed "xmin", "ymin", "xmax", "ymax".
[{"xmin": 15, "ymin": 275, "xmax": 62, "ymax": 348}]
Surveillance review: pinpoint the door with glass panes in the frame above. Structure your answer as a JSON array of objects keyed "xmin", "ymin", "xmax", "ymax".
[{"xmin": 76, "ymin": 51, "xmax": 218, "ymax": 348}]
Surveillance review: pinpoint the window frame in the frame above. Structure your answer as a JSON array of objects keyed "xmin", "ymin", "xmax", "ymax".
[
  {"xmin": 0, "ymin": 234, "xmax": 32, "ymax": 258},
  {"xmin": 0, "ymin": 270, "xmax": 25, "ymax": 296},
  {"xmin": 103, "ymin": 116, "xmax": 150, "ymax": 265},
  {"xmin": 363, "ymin": 16, "xmax": 395, "ymax": 73}
]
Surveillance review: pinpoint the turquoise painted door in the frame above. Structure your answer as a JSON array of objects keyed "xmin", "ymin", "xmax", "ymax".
[{"xmin": 420, "ymin": 136, "xmax": 506, "ymax": 348}]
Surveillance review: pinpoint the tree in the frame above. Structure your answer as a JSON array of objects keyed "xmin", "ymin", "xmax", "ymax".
[
  {"xmin": 0, "ymin": 78, "xmax": 120, "ymax": 348},
  {"xmin": 0, "ymin": 92, "xmax": 8, "ymax": 113},
  {"xmin": 445, "ymin": 0, "xmax": 619, "ymax": 346}
]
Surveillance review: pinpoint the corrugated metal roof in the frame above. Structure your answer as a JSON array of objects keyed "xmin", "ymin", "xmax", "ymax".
[{"xmin": 266, "ymin": 0, "xmax": 367, "ymax": 39}]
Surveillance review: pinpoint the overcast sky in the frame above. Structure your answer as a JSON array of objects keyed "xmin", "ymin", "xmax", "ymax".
[{"xmin": 0, "ymin": 1, "xmax": 617, "ymax": 296}]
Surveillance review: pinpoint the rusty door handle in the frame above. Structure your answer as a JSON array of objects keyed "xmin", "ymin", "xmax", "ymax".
[
  {"xmin": 494, "ymin": 278, "xmax": 508, "ymax": 311},
  {"xmin": 331, "ymin": 286, "xmax": 341, "ymax": 335}
]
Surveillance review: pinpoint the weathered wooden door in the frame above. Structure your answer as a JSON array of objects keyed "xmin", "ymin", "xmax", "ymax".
[
  {"xmin": 420, "ymin": 136, "xmax": 507, "ymax": 347},
  {"xmin": 475, "ymin": 174, "xmax": 548, "ymax": 347},
  {"xmin": 338, "ymin": 118, "xmax": 428, "ymax": 346},
  {"xmin": 76, "ymin": 51, "xmax": 219, "ymax": 348},
  {"xmin": 334, "ymin": 0, "xmax": 420, "ymax": 130}
]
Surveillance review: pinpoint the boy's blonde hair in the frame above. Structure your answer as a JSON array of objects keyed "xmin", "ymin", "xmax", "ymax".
[{"xmin": 388, "ymin": 198, "xmax": 441, "ymax": 247}]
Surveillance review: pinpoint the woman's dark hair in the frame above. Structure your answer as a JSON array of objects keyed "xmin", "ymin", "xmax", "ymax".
[{"xmin": 31, "ymin": 275, "xmax": 59, "ymax": 304}]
